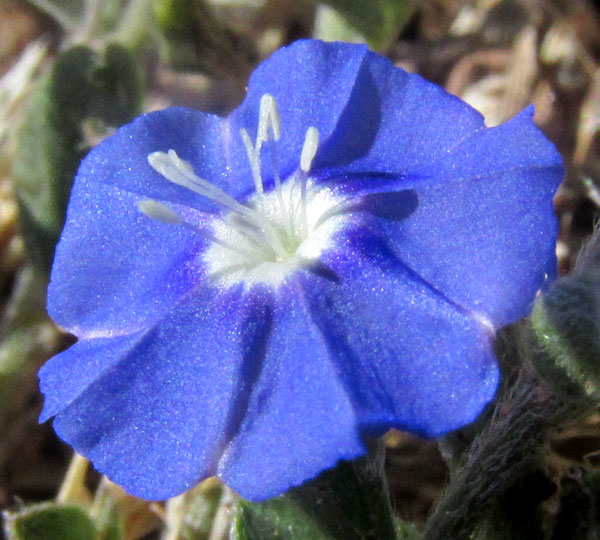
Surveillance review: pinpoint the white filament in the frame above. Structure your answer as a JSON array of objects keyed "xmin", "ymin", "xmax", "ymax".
[
  {"xmin": 239, "ymin": 128, "xmax": 264, "ymax": 195},
  {"xmin": 143, "ymin": 94, "xmax": 350, "ymax": 288},
  {"xmin": 148, "ymin": 149, "xmax": 288, "ymax": 258},
  {"xmin": 206, "ymin": 181, "xmax": 348, "ymax": 287},
  {"xmin": 137, "ymin": 197, "xmax": 259, "ymax": 260},
  {"xmin": 148, "ymin": 150, "xmax": 240, "ymax": 211}
]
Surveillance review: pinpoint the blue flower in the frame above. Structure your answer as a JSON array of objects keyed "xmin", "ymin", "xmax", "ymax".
[{"xmin": 39, "ymin": 39, "xmax": 563, "ymax": 501}]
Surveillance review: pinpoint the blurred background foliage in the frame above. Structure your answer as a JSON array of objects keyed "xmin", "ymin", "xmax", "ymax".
[{"xmin": 1, "ymin": 0, "xmax": 600, "ymax": 538}]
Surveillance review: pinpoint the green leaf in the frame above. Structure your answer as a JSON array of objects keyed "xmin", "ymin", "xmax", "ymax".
[
  {"xmin": 161, "ymin": 480, "xmax": 226, "ymax": 540},
  {"xmin": 313, "ymin": 5, "xmax": 366, "ymax": 44},
  {"xmin": 3, "ymin": 503, "xmax": 98, "ymax": 540},
  {"xmin": 234, "ymin": 498, "xmax": 325, "ymax": 540},
  {"xmin": 531, "ymin": 270, "xmax": 600, "ymax": 403},
  {"xmin": 152, "ymin": 0, "xmax": 255, "ymax": 74},
  {"xmin": 12, "ymin": 45, "xmax": 143, "ymax": 273},
  {"xmin": 178, "ymin": 481, "xmax": 223, "ymax": 540},
  {"xmin": 233, "ymin": 449, "xmax": 398, "ymax": 540},
  {"xmin": 314, "ymin": 0, "xmax": 415, "ymax": 49},
  {"xmin": 13, "ymin": 47, "xmax": 92, "ymax": 272},
  {"xmin": 89, "ymin": 45, "xmax": 144, "ymax": 126}
]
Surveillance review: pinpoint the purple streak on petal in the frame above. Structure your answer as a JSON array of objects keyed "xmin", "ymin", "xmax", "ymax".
[
  {"xmin": 49, "ymin": 284, "xmax": 274, "ymax": 500},
  {"xmin": 218, "ymin": 282, "xmax": 365, "ymax": 501},
  {"xmin": 368, "ymin": 108, "xmax": 562, "ymax": 327},
  {"xmin": 229, "ymin": 39, "xmax": 368, "ymax": 192},
  {"xmin": 38, "ymin": 40, "xmax": 564, "ymax": 504},
  {"xmin": 303, "ymin": 229, "xmax": 499, "ymax": 437}
]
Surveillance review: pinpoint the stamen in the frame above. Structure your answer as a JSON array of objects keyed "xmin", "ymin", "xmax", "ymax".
[
  {"xmin": 144, "ymin": 99, "xmax": 346, "ymax": 286},
  {"xmin": 239, "ymin": 128, "xmax": 264, "ymax": 195},
  {"xmin": 225, "ymin": 214, "xmax": 278, "ymax": 260},
  {"xmin": 299, "ymin": 172, "xmax": 308, "ymax": 239},
  {"xmin": 148, "ymin": 149, "xmax": 289, "ymax": 259},
  {"xmin": 149, "ymin": 150, "xmax": 251, "ymax": 223},
  {"xmin": 257, "ymin": 94, "xmax": 287, "ymax": 220},
  {"xmin": 137, "ymin": 197, "xmax": 273, "ymax": 259},
  {"xmin": 242, "ymin": 94, "xmax": 290, "ymax": 239},
  {"xmin": 300, "ymin": 126, "xmax": 319, "ymax": 173},
  {"xmin": 257, "ymin": 94, "xmax": 273, "ymax": 147},
  {"xmin": 148, "ymin": 151, "xmax": 242, "ymax": 210},
  {"xmin": 313, "ymin": 199, "xmax": 354, "ymax": 229},
  {"xmin": 297, "ymin": 127, "xmax": 319, "ymax": 239},
  {"xmin": 208, "ymin": 262, "xmax": 255, "ymax": 282},
  {"xmin": 199, "ymin": 228, "xmax": 260, "ymax": 261},
  {"xmin": 257, "ymin": 93, "xmax": 281, "ymax": 144},
  {"xmin": 137, "ymin": 197, "xmax": 259, "ymax": 260},
  {"xmin": 138, "ymin": 199, "xmax": 183, "ymax": 225},
  {"xmin": 267, "ymin": 96, "xmax": 281, "ymax": 141},
  {"xmin": 267, "ymin": 138, "xmax": 288, "ymax": 224}
]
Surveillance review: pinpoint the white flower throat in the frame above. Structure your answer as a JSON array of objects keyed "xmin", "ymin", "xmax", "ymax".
[{"xmin": 139, "ymin": 94, "xmax": 350, "ymax": 288}]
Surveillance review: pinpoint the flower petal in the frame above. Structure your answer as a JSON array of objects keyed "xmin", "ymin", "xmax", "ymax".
[
  {"xmin": 228, "ymin": 39, "xmax": 368, "ymax": 189},
  {"xmin": 313, "ymin": 49, "xmax": 486, "ymax": 178},
  {"xmin": 76, "ymin": 107, "xmax": 250, "ymax": 211},
  {"xmin": 47, "ymin": 284, "xmax": 274, "ymax": 500},
  {"xmin": 303, "ymin": 230, "xmax": 499, "ymax": 437},
  {"xmin": 47, "ymin": 177, "xmax": 205, "ymax": 335},
  {"xmin": 368, "ymin": 108, "xmax": 562, "ymax": 327},
  {"xmin": 39, "ymin": 332, "xmax": 143, "ymax": 422},
  {"xmin": 218, "ymin": 282, "xmax": 365, "ymax": 501}
]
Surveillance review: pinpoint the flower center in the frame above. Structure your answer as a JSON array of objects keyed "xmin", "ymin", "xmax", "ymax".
[{"xmin": 139, "ymin": 94, "xmax": 350, "ymax": 288}]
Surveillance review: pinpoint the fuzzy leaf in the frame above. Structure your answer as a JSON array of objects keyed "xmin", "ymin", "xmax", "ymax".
[
  {"xmin": 531, "ymin": 270, "xmax": 600, "ymax": 402},
  {"xmin": 3, "ymin": 504, "xmax": 98, "ymax": 540},
  {"xmin": 232, "ymin": 456, "xmax": 397, "ymax": 540},
  {"xmin": 152, "ymin": 0, "xmax": 254, "ymax": 73},
  {"xmin": 316, "ymin": 0, "xmax": 414, "ymax": 49},
  {"xmin": 12, "ymin": 45, "xmax": 142, "ymax": 272}
]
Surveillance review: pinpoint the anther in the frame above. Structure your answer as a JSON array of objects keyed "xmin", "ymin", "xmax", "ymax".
[
  {"xmin": 148, "ymin": 149, "xmax": 288, "ymax": 258},
  {"xmin": 242, "ymin": 95, "xmax": 288, "ymax": 229},
  {"xmin": 268, "ymin": 97, "xmax": 281, "ymax": 141},
  {"xmin": 149, "ymin": 150, "xmax": 250, "ymax": 219},
  {"xmin": 300, "ymin": 126, "xmax": 319, "ymax": 173},
  {"xmin": 257, "ymin": 94, "xmax": 273, "ymax": 146},
  {"xmin": 138, "ymin": 199, "xmax": 183, "ymax": 225},
  {"xmin": 137, "ymin": 198, "xmax": 260, "ymax": 261},
  {"xmin": 148, "ymin": 151, "xmax": 238, "ymax": 207},
  {"xmin": 257, "ymin": 94, "xmax": 281, "ymax": 144}
]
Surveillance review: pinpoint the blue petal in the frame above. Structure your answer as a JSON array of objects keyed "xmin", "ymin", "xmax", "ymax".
[
  {"xmin": 39, "ymin": 332, "xmax": 142, "ymax": 422},
  {"xmin": 229, "ymin": 40, "xmax": 368, "ymax": 189},
  {"xmin": 312, "ymin": 49, "xmax": 486, "ymax": 178},
  {"xmin": 303, "ymin": 230, "xmax": 499, "ymax": 437},
  {"xmin": 48, "ymin": 177, "xmax": 205, "ymax": 335},
  {"xmin": 76, "ymin": 107, "xmax": 251, "ymax": 211},
  {"xmin": 218, "ymin": 282, "xmax": 365, "ymax": 501},
  {"xmin": 367, "ymin": 108, "xmax": 562, "ymax": 327},
  {"xmin": 47, "ymin": 284, "xmax": 273, "ymax": 500}
]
